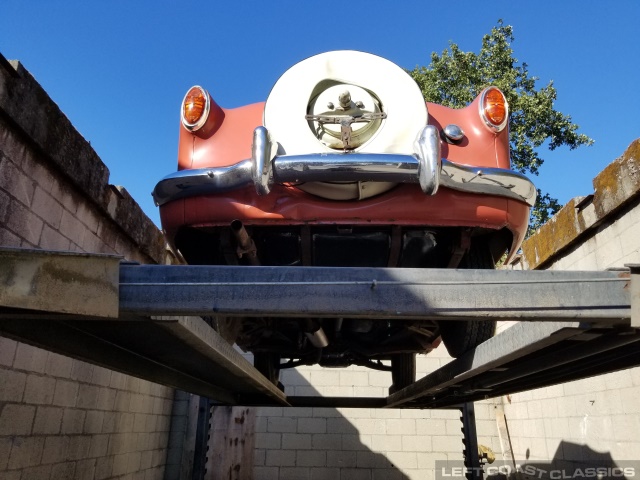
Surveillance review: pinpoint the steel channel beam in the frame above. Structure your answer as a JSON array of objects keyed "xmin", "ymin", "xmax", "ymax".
[
  {"xmin": 629, "ymin": 264, "xmax": 640, "ymax": 328},
  {"xmin": 386, "ymin": 322, "xmax": 585, "ymax": 408},
  {"xmin": 119, "ymin": 265, "xmax": 631, "ymax": 322}
]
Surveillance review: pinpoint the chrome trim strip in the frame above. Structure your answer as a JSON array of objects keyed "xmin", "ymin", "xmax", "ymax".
[
  {"xmin": 152, "ymin": 161, "xmax": 253, "ymax": 206},
  {"xmin": 440, "ymin": 161, "xmax": 537, "ymax": 206},
  {"xmin": 153, "ymin": 127, "xmax": 536, "ymax": 207}
]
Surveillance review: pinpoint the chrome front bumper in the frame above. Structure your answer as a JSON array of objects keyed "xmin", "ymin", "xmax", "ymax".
[{"xmin": 153, "ymin": 125, "xmax": 537, "ymax": 207}]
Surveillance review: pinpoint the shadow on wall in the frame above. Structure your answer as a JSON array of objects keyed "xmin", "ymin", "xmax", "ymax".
[
  {"xmin": 253, "ymin": 365, "xmax": 415, "ymax": 480},
  {"xmin": 486, "ymin": 442, "xmax": 637, "ymax": 480}
]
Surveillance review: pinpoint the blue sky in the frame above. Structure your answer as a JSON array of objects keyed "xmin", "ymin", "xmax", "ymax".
[{"xmin": 1, "ymin": 1, "xmax": 639, "ymax": 227}]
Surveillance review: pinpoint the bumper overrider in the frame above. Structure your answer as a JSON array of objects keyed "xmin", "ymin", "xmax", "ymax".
[{"xmin": 153, "ymin": 126, "xmax": 537, "ymax": 208}]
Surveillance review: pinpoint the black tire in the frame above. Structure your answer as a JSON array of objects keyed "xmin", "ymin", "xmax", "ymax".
[
  {"xmin": 206, "ymin": 316, "xmax": 242, "ymax": 344},
  {"xmin": 439, "ymin": 240, "xmax": 497, "ymax": 358},
  {"xmin": 254, "ymin": 352, "xmax": 281, "ymax": 386},
  {"xmin": 389, "ymin": 353, "xmax": 416, "ymax": 394}
]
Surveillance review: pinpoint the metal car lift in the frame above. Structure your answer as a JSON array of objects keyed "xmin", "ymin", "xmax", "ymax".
[{"xmin": 1, "ymin": 247, "xmax": 639, "ymax": 479}]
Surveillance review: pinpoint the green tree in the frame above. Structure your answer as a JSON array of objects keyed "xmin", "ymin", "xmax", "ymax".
[{"xmin": 409, "ymin": 20, "xmax": 593, "ymax": 233}]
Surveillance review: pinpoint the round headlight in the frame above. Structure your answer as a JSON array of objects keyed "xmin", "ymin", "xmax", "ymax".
[
  {"xmin": 182, "ymin": 86, "xmax": 210, "ymax": 131},
  {"xmin": 479, "ymin": 87, "xmax": 508, "ymax": 132}
]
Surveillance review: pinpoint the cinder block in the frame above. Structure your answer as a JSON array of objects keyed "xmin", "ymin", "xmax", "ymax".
[
  {"xmin": 70, "ymin": 361, "xmax": 94, "ymax": 384},
  {"xmin": 0, "ymin": 159, "xmax": 35, "ymax": 207},
  {"xmin": 266, "ymin": 449, "xmax": 296, "ymax": 466},
  {"xmin": 33, "ymin": 406, "xmax": 63, "ymax": 434},
  {"xmin": 267, "ymin": 416, "xmax": 297, "ymax": 433},
  {"xmin": 7, "ymin": 436, "xmax": 44, "ymax": 469},
  {"xmin": 126, "ymin": 451, "xmax": 142, "ymax": 473},
  {"xmin": 371, "ymin": 434, "xmax": 402, "ymax": 452},
  {"xmin": 50, "ymin": 462, "xmax": 76, "ymax": 480},
  {"xmin": 67, "ymin": 434, "xmax": 91, "ymax": 460},
  {"xmin": 337, "ymin": 407, "xmax": 371, "ymax": 419},
  {"xmin": 0, "ymin": 404, "xmax": 35, "ymax": 435},
  {"xmin": 282, "ymin": 433, "xmax": 311, "ymax": 450},
  {"xmin": 13, "ymin": 343, "xmax": 48, "ymax": 373},
  {"xmin": 18, "ymin": 465, "xmax": 52, "ymax": 480},
  {"xmin": 255, "ymin": 432, "xmax": 281, "ymax": 450},
  {"xmin": 114, "ymin": 391, "xmax": 132, "ymax": 412},
  {"xmin": 0, "ymin": 337, "xmax": 17, "ymax": 366},
  {"xmin": 339, "ymin": 371, "xmax": 370, "ymax": 387},
  {"xmin": 326, "ymin": 449, "xmax": 356, "ymax": 467},
  {"xmin": 280, "ymin": 467, "xmax": 311, "ymax": 480},
  {"xmin": 311, "ymin": 433, "xmax": 341, "ymax": 450},
  {"xmin": 5, "ymin": 200, "xmax": 44, "ymax": 245},
  {"xmin": 24, "ymin": 374, "xmax": 56, "ymax": 405},
  {"xmin": 402, "ymin": 435, "xmax": 434, "ymax": 452},
  {"xmin": 61, "ymin": 408, "xmax": 86, "ymax": 434},
  {"xmin": 96, "ymin": 387, "xmax": 117, "ymax": 411},
  {"xmin": 296, "ymin": 450, "xmax": 326, "ymax": 467},
  {"xmin": 310, "ymin": 468, "xmax": 341, "ymax": 480},
  {"xmin": 75, "ymin": 458, "xmax": 97, "ymax": 479},
  {"xmin": 357, "ymin": 450, "xmax": 393, "ymax": 468},
  {"xmin": 44, "ymin": 351, "xmax": 73, "ymax": 378},
  {"xmin": 368, "ymin": 370, "xmax": 392, "ymax": 387},
  {"xmin": 342, "ymin": 434, "xmax": 370, "ymax": 451},
  {"xmin": 336, "ymin": 468, "xmax": 371, "ymax": 480},
  {"xmin": 312, "ymin": 407, "xmax": 344, "ymax": 418},
  {"xmin": 41, "ymin": 435, "xmax": 69, "ymax": 464},
  {"xmin": 129, "ymin": 393, "xmax": 149, "ymax": 414},
  {"xmin": 89, "ymin": 434, "xmax": 110, "ymax": 458},
  {"xmin": 327, "ymin": 417, "xmax": 357, "ymax": 435},
  {"xmin": 385, "ymin": 418, "xmax": 416, "ymax": 435},
  {"xmin": 111, "ymin": 453, "xmax": 129, "ymax": 477},
  {"xmin": 373, "ymin": 468, "xmax": 408, "ymax": 480},
  {"xmin": 386, "ymin": 451, "xmax": 418, "ymax": 469},
  {"xmin": 431, "ymin": 435, "xmax": 463, "ymax": 453},
  {"xmin": 254, "ymin": 448, "xmax": 266, "ymax": 466},
  {"xmin": 84, "ymin": 410, "xmax": 105, "ymax": 434},
  {"xmin": 417, "ymin": 451, "xmax": 448, "ymax": 468},
  {"xmin": 31, "ymin": 186, "xmax": 64, "ymax": 229},
  {"xmin": 297, "ymin": 417, "xmax": 326, "ymax": 434},
  {"xmin": 416, "ymin": 418, "xmax": 446, "ymax": 435},
  {"xmin": 0, "ymin": 368, "xmax": 27, "ymax": 402},
  {"xmin": 52, "ymin": 379, "xmax": 79, "ymax": 407},
  {"xmin": 0, "ymin": 437, "xmax": 11, "ymax": 471},
  {"xmin": 253, "ymin": 466, "xmax": 279, "ymax": 480}
]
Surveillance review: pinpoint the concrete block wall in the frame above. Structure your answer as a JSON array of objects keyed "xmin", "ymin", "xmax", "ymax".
[
  {"xmin": 0, "ymin": 56, "xmax": 182, "ymax": 479},
  {"xmin": 502, "ymin": 139, "xmax": 640, "ymax": 468},
  {"xmin": 252, "ymin": 345, "xmax": 502, "ymax": 480}
]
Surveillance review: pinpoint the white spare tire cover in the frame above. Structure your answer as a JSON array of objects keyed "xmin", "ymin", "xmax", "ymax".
[{"xmin": 263, "ymin": 50, "xmax": 428, "ymax": 200}]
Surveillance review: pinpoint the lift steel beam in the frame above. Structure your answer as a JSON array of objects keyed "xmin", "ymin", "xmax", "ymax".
[
  {"xmin": 118, "ymin": 263, "xmax": 631, "ymax": 323},
  {"xmin": 0, "ymin": 248, "xmax": 287, "ymax": 406},
  {"xmin": 1, "ymin": 247, "xmax": 638, "ymax": 410}
]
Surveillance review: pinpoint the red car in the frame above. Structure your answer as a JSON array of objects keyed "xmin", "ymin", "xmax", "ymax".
[{"xmin": 153, "ymin": 51, "xmax": 536, "ymax": 392}]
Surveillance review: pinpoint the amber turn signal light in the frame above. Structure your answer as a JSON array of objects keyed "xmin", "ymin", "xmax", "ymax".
[
  {"xmin": 181, "ymin": 86, "xmax": 210, "ymax": 131},
  {"xmin": 480, "ymin": 87, "xmax": 508, "ymax": 132}
]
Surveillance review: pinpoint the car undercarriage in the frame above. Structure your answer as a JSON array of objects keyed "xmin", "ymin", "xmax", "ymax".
[{"xmin": 175, "ymin": 222, "xmax": 506, "ymax": 391}]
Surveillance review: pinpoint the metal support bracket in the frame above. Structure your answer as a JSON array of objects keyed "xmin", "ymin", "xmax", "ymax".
[{"xmin": 628, "ymin": 264, "xmax": 640, "ymax": 328}]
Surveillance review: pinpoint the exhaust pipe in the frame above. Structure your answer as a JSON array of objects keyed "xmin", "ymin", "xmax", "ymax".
[
  {"xmin": 230, "ymin": 220, "xmax": 259, "ymax": 266},
  {"xmin": 304, "ymin": 319, "xmax": 329, "ymax": 349}
]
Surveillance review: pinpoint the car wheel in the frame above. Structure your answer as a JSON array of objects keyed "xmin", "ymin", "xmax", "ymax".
[
  {"xmin": 207, "ymin": 316, "xmax": 241, "ymax": 344},
  {"xmin": 389, "ymin": 353, "xmax": 416, "ymax": 394},
  {"xmin": 254, "ymin": 352, "xmax": 282, "ymax": 387},
  {"xmin": 438, "ymin": 240, "xmax": 497, "ymax": 358}
]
